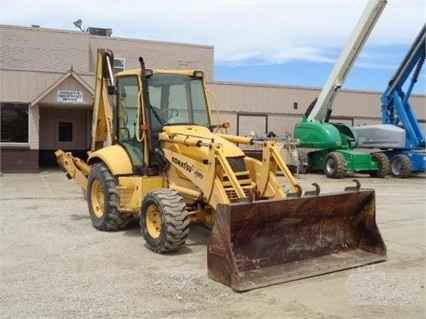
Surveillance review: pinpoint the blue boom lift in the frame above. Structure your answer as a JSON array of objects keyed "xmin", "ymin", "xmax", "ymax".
[{"xmin": 356, "ymin": 23, "xmax": 426, "ymax": 177}]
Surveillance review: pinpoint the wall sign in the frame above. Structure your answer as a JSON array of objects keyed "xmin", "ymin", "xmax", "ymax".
[{"xmin": 57, "ymin": 90, "xmax": 83, "ymax": 102}]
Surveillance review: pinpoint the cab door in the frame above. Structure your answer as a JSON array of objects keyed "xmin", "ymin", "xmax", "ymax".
[{"xmin": 116, "ymin": 75, "xmax": 144, "ymax": 167}]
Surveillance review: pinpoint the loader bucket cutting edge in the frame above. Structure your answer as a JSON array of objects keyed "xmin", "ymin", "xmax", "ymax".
[{"xmin": 207, "ymin": 189, "xmax": 387, "ymax": 292}]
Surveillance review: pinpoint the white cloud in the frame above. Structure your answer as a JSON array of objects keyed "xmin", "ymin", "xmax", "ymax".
[{"xmin": 1, "ymin": 0, "xmax": 425, "ymax": 67}]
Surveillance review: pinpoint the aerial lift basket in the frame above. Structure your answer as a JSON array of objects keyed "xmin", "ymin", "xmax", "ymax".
[{"xmin": 208, "ymin": 185, "xmax": 386, "ymax": 291}]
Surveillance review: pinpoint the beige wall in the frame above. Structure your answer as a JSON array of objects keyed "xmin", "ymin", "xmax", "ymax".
[
  {"xmin": 0, "ymin": 26, "xmax": 89, "ymax": 73},
  {"xmin": 88, "ymin": 37, "xmax": 214, "ymax": 80},
  {"xmin": 36, "ymin": 76, "xmax": 93, "ymax": 107},
  {"xmin": 208, "ymin": 82, "xmax": 317, "ymax": 135},
  {"xmin": 39, "ymin": 108, "xmax": 89, "ymax": 150},
  {"xmin": 0, "ymin": 24, "xmax": 214, "ymax": 102},
  {"xmin": 208, "ymin": 81, "xmax": 426, "ymax": 136},
  {"xmin": 0, "ymin": 25, "xmax": 214, "ymax": 80},
  {"xmin": 2, "ymin": 24, "xmax": 423, "ymax": 124},
  {"xmin": 1, "ymin": 70, "xmax": 63, "ymax": 102}
]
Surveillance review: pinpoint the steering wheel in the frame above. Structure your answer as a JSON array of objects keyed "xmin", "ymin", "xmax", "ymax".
[{"xmin": 157, "ymin": 108, "xmax": 179, "ymax": 120}]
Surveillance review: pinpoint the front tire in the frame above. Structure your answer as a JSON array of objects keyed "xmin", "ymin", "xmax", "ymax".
[
  {"xmin": 369, "ymin": 153, "xmax": 390, "ymax": 178},
  {"xmin": 140, "ymin": 189, "xmax": 189, "ymax": 253},
  {"xmin": 87, "ymin": 163, "xmax": 132, "ymax": 231},
  {"xmin": 324, "ymin": 152, "xmax": 346, "ymax": 179},
  {"xmin": 391, "ymin": 154, "xmax": 411, "ymax": 178}
]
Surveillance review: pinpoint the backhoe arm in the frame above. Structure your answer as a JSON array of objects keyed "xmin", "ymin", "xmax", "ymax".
[
  {"xmin": 55, "ymin": 149, "xmax": 90, "ymax": 191},
  {"xmin": 91, "ymin": 49, "xmax": 116, "ymax": 151}
]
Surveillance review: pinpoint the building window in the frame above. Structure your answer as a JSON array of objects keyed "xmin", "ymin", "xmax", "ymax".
[
  {"xmin": 0, "ymin": 103, "xmax": 29, "ymax": 143},
  {"xmin": 114, "ymin": 58, "xmax": 125, "ymax": 73},
  {"xmin": 58, "ymin": 122, "xmax": 73, "ymax": 142}
]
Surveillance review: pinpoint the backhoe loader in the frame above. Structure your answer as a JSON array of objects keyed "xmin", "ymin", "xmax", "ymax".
[{"xmin": 56, "ymin": 49, "xmax": 386, "ymax": 291}]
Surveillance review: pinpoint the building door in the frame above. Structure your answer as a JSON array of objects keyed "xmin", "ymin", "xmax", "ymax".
[
  {"xmin": 39, "ymin": 107, "xmax": 90, "ymax": 167},
  {"xmin": 55, "ymin": 119, "xmax": 77, "ymax": 150}
]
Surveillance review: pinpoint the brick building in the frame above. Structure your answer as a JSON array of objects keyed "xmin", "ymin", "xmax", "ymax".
[{"xmin": 1, "ymin": 24, "xmax": 425, "ymax": 172}]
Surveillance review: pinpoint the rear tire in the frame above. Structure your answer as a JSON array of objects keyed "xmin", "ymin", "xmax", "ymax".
[
  {"xmin": 323, "ymin": 152, "xmax": 346, "ymax": 179},
  {"xmin": 369, "ymin": 153, "xmax": 390, "ymax": 178},
  {"xmin": 391, "ymin": 154, "xmax": 411, "ymax": 178},
  {"xmin": 140, "ymin": 189, "xmax": 189, "ymax": 253},
  {"xmin": 87, "ymin": 163, "xmax": 133, "ymax": 231}
]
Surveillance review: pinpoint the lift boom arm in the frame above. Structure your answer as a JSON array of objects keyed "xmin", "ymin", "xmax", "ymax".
[
  {"xmin": 306, "ymin": 0, "xmax": 386, "ymax": 122},
  {"xmin": 381, "ymin": 23, "xmax": 425, "ymax": 148}
]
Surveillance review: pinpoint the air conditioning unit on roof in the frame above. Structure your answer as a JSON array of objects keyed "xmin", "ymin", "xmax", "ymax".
[{"xmin": 87, "ymin": 27, "xmax": 112, "ymax": 37}]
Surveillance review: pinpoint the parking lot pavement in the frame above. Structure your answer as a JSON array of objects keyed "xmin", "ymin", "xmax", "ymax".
[
  {"xmin": 0, "ymin": 170, "xmax": 425, "ymax": 318},
  {"xmin": 0, "ymin": 169, "xmax": 83, "ymax": 199}
]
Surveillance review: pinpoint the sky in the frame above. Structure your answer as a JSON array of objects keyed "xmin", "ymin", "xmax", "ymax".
[{"xmin": 1, "ymin": 0, "xmax": 425, "ymax": 94}]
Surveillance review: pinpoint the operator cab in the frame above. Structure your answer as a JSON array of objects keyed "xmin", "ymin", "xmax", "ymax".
[
  {"xmin": 114, "ymin": 69, "xmax": 211, "ymax": 173},
  {"xmin": 147, "ymin": 72, "xmax": 210, "ymax": 129}
]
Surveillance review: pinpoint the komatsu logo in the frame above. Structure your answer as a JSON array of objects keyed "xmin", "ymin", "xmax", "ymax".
[{"xmin": 172, "ymin": 156, "xmax": 194, "ymax": 173}]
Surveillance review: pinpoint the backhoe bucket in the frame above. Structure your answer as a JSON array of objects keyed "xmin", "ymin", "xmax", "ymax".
[{"xmin": 207, "ymin": 188, "xmax": 386, "ymax": 291}]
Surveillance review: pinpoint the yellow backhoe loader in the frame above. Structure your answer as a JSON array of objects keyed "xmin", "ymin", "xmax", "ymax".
[{"xmin": 56, "ymin": 49, "xmax": 386, "ymax": 291}]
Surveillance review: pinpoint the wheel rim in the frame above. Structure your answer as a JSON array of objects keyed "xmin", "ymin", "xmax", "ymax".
[
  {"xmin": 391, "ymin": 159, "xmax": 401, "ymax": 175},
  {"xmin": 325, "ymin": 158, "xmax": 335, "ymax": 174},
  {"xmin": 146, "ymin": 204, "xmax": 162, "ymax": 239},
  {"xmin": 91, "ymin": 179, "xmax": 105, "ymax": 218}
]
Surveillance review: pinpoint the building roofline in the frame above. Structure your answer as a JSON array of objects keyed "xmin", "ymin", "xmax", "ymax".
[
  {"xmin": 0, "ymin": 24, "xmax": 214, "ymax": 49},
  {"xmin": 31, "ymin": 68, "xmax": 94, "ymax": 106},
  {"xmin": 208, "ymin": 80, "xmax": 422, "ymax": 96}
]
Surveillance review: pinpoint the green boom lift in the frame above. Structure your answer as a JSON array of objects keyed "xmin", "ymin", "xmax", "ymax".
[{"xmin": 293, "ymin": 0, "xmax": 390, "ymax": 178}]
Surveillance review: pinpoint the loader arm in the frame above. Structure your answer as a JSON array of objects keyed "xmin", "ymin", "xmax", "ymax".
[
  {"xmin": 160, "ymin": 131, "xmax": 253, "ymax": 210},
  {"xmin": 160, "ymin": 129, "xmax": 301, "ymax": 207},
  {"xmin": 252, "ymin": 140, "xmax": 298, "ymax": 195},
  {"xmin": 218, "ymin": 134, "xmax": 298, "ymax": 194}
]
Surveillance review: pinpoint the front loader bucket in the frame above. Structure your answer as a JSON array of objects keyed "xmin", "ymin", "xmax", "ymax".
[{"xmin": 207, "ymin": 188, "xmax": 386, "ymax": 291}]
